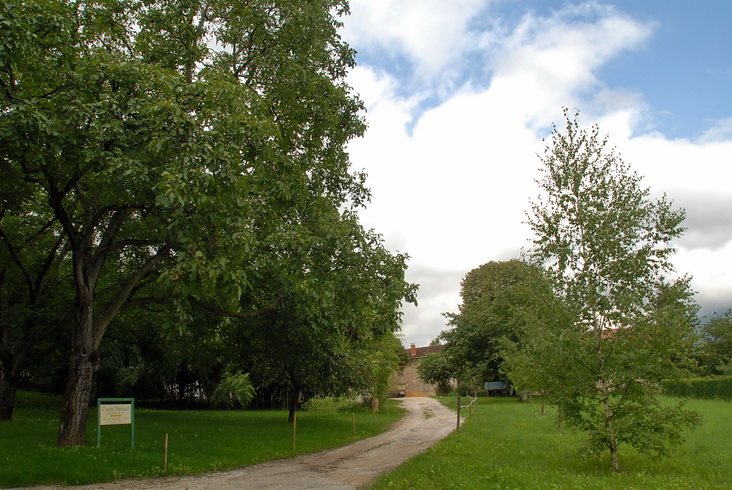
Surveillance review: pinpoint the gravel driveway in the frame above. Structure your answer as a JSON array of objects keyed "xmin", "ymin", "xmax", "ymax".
[{"xmin": 23, "ymin": 397, "xmax": 456, "ymax": 490}]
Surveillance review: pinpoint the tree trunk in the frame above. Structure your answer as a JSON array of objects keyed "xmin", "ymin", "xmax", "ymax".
[
  {"xmin": 609, "ymin": 440, "xmax": 620, "ymax": 473},
  {"xmin": 0, "ymin": 371, "xmax": 18, "ymax": 422},
  {"xmin": 603, "ymin": 391, "xmax": 621, "ymax": 472},
  {"xmin": 57, "ymin": 348, "xmax": 98, "ymax": 446},
  {"xmin": 57, "ymin": 295, "xmax": 99, "ymax": 446},
  {"xmin": 370, "ymin": 395, "xmax": 379, "ymax": 412},
  {"xmin": 288, "ymin": 387, "xmax": 300, "ymax": 424}
]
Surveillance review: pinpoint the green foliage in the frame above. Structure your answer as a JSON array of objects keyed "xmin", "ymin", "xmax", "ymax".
[
  {"xmin": 302, "ymin": 396, "xmax": 360, "ymax": 413},
  {"xmin": 441, "ymin": 260, "xmax": 545, "ymax": 384},
  {"xmin": 211, "ymin": 372, "xmax": 255, "ymax": 408},
  {"xmin": 371, "ymin": 397, "xmax": 732, "ymax": 489},
  {"xmin": 416, "ymin": 352, "xmax": 452, "ymax": 395},
  {"xmin": 502, "ymin": 109, "xmax": 700, "ymax": 471},
  {"xmin": 1, "ymin": 0, "xmax": 415, "ymax": 442},
  {"xmin": 696, "ymin": 310, "xmax": 732, "ymax": 376},
  {"xmin": 663, "ymin": 376, "xmax": 732, "ymax": 401},
  {"xmin": 0, "ymin": 180, "xmax": 73, "ymax": 419}
]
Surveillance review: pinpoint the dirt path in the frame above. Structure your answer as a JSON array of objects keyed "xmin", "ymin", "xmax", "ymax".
[{"xmin": 24, "ymin": 397, "xmax": 456, "ymax": 490}]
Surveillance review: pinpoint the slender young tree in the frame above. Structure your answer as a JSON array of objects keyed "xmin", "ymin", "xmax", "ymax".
[{"xmin": 501, "ymin": 110, "xmax": 700, "ymax": 472}]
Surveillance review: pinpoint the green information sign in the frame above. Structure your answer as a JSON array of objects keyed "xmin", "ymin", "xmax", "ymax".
[{"xmin": 97, "ymin": 398, "xmax": 135, "ymax": 448}]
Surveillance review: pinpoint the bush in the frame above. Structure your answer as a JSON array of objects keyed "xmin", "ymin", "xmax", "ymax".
[
  {"xmin": 662, "ymin": 376, "xmax": 732, "ymax": 401},
  {"xmin": 302, "ymin": 396, "xmax": 361, "ymax": 413},
  {"xmin": 211, "ymin": 372, "xmax": 255, "ymax": 408}
]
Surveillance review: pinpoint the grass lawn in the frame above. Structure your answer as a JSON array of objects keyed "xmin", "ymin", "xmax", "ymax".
[
  {"xmin": 0, "ymin": 391, "xmax": 405, "ymax": 488},
  {"xmin": 370, "ymin": 396, "xmax": 732, "ymax": 489}
]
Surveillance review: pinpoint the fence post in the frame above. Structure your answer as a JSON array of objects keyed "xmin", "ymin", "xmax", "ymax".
[
  {"xmin": 163, "ymin": 433, "xmax": 169, "ymax": 472},
  {"xmin": 457, "ymin": 396, "xmax": 461, "ymax": 429}
]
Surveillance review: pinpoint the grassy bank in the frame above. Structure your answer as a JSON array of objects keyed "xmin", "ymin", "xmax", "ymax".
[
  {"xmin": 0, "ymin": 391, "xmax": 405, "ymax": 488},
  {"xmin": 371, "ymin": 396, "xmax": 732, "ymax": 489}
]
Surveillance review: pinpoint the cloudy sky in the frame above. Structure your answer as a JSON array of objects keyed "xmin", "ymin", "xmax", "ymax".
[{"xmin": 338, "ymin": 0, "xmax": 732, "ymax": 347}]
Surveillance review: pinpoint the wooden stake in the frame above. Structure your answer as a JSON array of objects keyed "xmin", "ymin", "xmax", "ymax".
[
  {"xmin": 352, "ymin": 412, "xmax": 356, "ymax": 435},
  {"xmin": 293, "ymin": 413, "xmax": 297, "ymax": 452},
  {"xmin": 163, "ymin": 433, "xmax": 168, "ymax": 472},
  {"xmin": 457, "ymin": 396, "xmax": 461, "ymax": 429}
]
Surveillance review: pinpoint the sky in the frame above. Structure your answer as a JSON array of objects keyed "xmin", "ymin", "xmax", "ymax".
[{"xmin": 338, "ymin": 0, "xmax": 732, "ymax": 347}]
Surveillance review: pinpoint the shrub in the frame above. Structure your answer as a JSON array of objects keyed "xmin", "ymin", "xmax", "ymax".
[
  {"xmin": 662, "ymin": 376, "xmax": 732, "ymax": 401},
  {"xmin": 302, "ymin": 396, "xmax": 361, "ymax": 413},
  {"xmin": 211, "ymin": 372, "xmax": 255, "ymax": 408}
]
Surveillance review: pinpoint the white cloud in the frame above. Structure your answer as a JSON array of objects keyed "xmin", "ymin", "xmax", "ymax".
[
  {"xmin": 343, "ymin": 2, "xmax": 732, "ymax": 347},
  {"xmin": 675, "ymin": 241, "xmax": 732, "ymax": 317},
  {"xmin": 488, "ymin": 5, "xmax": 654, "ymax": 128},
  {"xmin": 697, "ymin": 117, "xmax": 732, "ymax": 143},
  {"xmin": 344, "ymin": 0, "xmax": 492, "ymax": 81}
]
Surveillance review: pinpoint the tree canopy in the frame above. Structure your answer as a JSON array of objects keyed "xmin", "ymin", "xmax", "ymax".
[
  {"xmin": 1, "ymin": 0, "xmax": 415, "ymax": 445},
  {"xmin": 697, "ymin": 310, "xmax": 732, "ymax": 376},
  {"xmin": 501, "ymin": 110, "xmax": 700, "ymax": 472},
  {"xmin": 440, "ymin": 260, "xmax": 541, "ymax": 385}
]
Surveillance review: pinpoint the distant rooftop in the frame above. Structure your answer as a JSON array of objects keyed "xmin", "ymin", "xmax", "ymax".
[{"xmin": 406, "ymin": 343, "xmax": 444, "ymax": 359}]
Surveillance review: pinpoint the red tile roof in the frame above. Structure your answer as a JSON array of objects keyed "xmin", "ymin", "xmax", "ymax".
[{"xmin": 406, "ymin": 344, "xmax": 445, "ymax": 358}]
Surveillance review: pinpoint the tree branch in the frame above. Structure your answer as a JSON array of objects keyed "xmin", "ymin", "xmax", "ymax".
[{"xmin": 93, "ymin": 246, "xmax": 171, "ymax": 347}]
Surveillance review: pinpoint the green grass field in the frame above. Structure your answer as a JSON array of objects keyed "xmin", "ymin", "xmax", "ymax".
[
  {"xmin": 370, "ymin": 396, "xmax": 732, "ymax": 489},
  {"xmin": 0, "ymin": 391, "xmax": 405, "ymax": 488}
]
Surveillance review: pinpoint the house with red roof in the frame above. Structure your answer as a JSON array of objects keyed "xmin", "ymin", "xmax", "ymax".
[{"xmin": 388, "ymin": 342, "xmax": 447, "ymax": 396}]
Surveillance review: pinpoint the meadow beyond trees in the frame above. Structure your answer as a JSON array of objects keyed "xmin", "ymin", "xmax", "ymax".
[
  {"xmin": 501, "ymin": 110, "xmax": 700, "ymax": 472},
  {"xmin": 0, "ymin": 0, "xmax": 416, "ymax": 445}
]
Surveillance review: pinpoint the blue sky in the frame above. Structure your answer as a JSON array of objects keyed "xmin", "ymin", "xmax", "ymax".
[
  {"xmin": 349, "ymin": 0, "xmax": 732, "ymax": 139},
  {"xmin": 339, "ymin": 0, "xmax": 732, "ymax": 346},
  {"xmin": 595, "ymin": 0, "xmax": 732, "ymax": 139}
]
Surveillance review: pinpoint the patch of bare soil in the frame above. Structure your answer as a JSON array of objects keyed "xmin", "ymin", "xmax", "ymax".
[{"xmin": 22, "ymin": 397, "xmax": 456, "ymax": 490}]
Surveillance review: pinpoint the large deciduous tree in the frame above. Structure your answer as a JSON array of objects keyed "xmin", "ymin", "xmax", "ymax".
[
  {"xmin": 219, "ymin": 209, "xmax": 416, "ymax": 422},
  {"xmin": 441, "ymin": 260, "xmax": 540, "ymax": 385},
  {"xmin": 501, "ymin": 110, "xmax": 700, "ymax": 472},
  {"xmin": 1, "ymin": 0, "xmax": 413, "ymax": 446}
]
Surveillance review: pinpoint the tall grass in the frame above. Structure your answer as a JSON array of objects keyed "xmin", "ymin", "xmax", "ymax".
[
  {"xmin": 371, "ymin": 396, "xmax": 732, "ymax": 489},
  {"xmin": 0, "ymin": 391, "xmax": 405, "ymax": 488}
]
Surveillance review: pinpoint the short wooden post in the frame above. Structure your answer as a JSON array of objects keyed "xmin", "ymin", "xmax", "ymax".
[
  {"xmin": 163, "ymin": 433, "xmax": 169, "ymax": 472},
  {"xmin": 372, "ymin": 408, "xmax": 378, "ymax": 425},
  {"xmin": 352, "ymin": 412, "xmax": 356, "ymax": 435},
  {"xmin": 457, "ymin": 396, "xmax": 461, "ymax": 429},
  {"xmin": 293, "ymin": 413, "xmax": 297, "ymax": 452}
]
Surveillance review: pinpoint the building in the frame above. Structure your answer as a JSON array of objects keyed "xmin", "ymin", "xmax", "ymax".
[{"xmin": 388, "ymin": 343, "xmax": 446, "ymax": 396}]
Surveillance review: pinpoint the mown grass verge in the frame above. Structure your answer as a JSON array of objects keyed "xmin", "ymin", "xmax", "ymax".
[
  {"xmin": 0, "ymin": 391, "xmax": 405, "ymax": 488},
  {"xmin": 370, "ymin": 396, "xmax": 732, "ymax": 489}
]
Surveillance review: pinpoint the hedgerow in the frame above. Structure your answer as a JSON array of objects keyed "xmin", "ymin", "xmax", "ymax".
[{"xmin": 662, "ymin": 376, "xmax": 732, "ymax": 401}]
